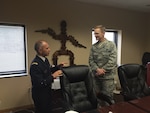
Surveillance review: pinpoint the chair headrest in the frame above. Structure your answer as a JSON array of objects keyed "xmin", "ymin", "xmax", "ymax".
[
  {"xmin": 62, "ymin": 65, "xmax": 89, "ymax": 83},
  {"xmin": 118, "ymin": 64, "xmax": 142, "ymax": 78}
]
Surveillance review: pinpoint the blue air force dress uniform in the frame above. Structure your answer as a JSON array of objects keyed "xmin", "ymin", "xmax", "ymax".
[{"xmin": 30, "ymin": 55, "xmax": 60, "ymax": 113}]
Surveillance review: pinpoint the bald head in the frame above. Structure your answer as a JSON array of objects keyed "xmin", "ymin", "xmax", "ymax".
[{"xmin": 34, "ymin": 40, "xmax": 50, "ymax": 57}]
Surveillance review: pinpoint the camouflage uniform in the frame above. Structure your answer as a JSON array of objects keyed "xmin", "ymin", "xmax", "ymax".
[{"xmin": 89, "ymin": 39, "xmax": 117, "ymax": 106}]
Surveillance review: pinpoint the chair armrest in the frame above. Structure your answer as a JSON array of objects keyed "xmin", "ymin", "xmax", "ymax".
[
  {"xmin": 97, "ymin": 92, "xmax": 115, "ymax": 105},
  {"xmin": 120, "ymin": 91, "xmax": 140, "ymax": 101},
  {"xmin": 62, "ymin": 92, "xmax": 75, "ymax": 111}
]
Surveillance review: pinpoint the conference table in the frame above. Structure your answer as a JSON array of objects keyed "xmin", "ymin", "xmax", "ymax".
[
  {"xmin": 129, "ymin": 96, "xmax": 150, "ymax": 112},
  {"xmin": 83, "ymin": 96, "xmax": 150, "ymax": 113},
  {"xmin": 83, "ymin": 102, "xmax": 147, "ymax": 113},
  {"xmin": 99, "ymin": 102, "xmax": 147, "ymax": 113}
]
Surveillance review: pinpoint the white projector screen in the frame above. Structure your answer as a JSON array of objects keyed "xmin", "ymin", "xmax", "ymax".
[{"xmin": 0, "ymin": 23, "xmax": 28, "ymax": 78}]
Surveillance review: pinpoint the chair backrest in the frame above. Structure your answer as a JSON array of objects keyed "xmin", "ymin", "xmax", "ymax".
[
  {"xmin": 118, "ymin": 64, "xmax": 150, "ymax": 101},
  {"xmin": 60, "ymin": 65, "xmax": 97, "ymax": 112},
  {"xmin": 142, "ymin": 52, "xmax": 150, "ymax": 66}
]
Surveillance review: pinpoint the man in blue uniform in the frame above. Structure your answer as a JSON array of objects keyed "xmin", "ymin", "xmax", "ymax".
[{"xmin": 30, "ymin": 40, "xmax": 63, "ymax": 113}]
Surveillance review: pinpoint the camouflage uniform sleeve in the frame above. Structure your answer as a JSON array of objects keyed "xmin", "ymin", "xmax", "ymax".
[
  {"xmin": 89, "ymin": 46, "xmax": 99, "ymax": 72},
  {"xmin": 102, "ymin": 41, "xmax": 117, "ymax": 72}
]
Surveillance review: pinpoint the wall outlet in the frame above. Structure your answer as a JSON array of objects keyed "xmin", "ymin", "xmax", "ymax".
[
  {"xmin": 9, "ymin": 111, "xmax": 13, "ymax": 113},
  {"xmin": 28, "ymin": 87, "xmax": 31, "ymax": 93}
]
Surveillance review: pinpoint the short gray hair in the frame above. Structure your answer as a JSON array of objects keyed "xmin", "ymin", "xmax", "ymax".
[
  {"xmin": 34, "ymin": 40, "xmax": 44, "ymax": 54},
  {"xmin": 93, "ymin": 25, "xmax": 106, "ymax": 33}
]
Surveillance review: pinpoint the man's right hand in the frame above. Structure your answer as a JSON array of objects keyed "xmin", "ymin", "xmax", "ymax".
[
  {"xmin": 96, "ymin": 68, "xmax": 106, "ymax": 76},
  {"xmin": 52, "ymin": 70, "xmax": 63, "ymax": 79}
]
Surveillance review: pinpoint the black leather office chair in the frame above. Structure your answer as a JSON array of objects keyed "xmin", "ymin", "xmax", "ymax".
[
  {"xmin": 118, "ymin": 64, "xmax": 150, "ymax": 101},
  {"xmin": 142, "ymin": 52, "xmax": 150, "ymax": 66},
  {"xmin": 60, "ymin": 65, "xmax": 98, "ymax": 112}
]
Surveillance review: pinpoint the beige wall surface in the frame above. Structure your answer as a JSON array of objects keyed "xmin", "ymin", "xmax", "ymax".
[
  {"xmin": 0, "ymin": 0, "xmax": 150, "ymax": 111},
  {"xmin": 146, "ymin": 15, "xmax": 150, "ymax": 50}
]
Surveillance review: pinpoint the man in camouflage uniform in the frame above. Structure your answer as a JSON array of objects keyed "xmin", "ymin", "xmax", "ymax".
[{"xmin": 89, "ymin": 25, "xmax": 117, "ymax": 107}]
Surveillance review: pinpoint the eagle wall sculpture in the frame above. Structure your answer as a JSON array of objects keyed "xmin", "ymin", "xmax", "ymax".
[{"xmin": 35, "ymin": 20, "xmax": 86, "ymax": 65}]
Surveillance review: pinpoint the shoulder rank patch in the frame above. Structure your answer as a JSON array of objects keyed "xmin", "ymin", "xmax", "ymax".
[{"xmin": 32, "ymin": 62, "xmax": 38, "ymax": 65}]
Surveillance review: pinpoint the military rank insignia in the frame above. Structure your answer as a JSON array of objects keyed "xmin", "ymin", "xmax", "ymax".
[{"xmin": 32, "ymin": 62, "xmax": 38, "ymax": 65}]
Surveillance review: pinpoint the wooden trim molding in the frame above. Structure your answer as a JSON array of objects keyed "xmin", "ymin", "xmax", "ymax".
[{"xmin": 0, "ymin": 104, "xmax": 34, "ymax": 113}]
